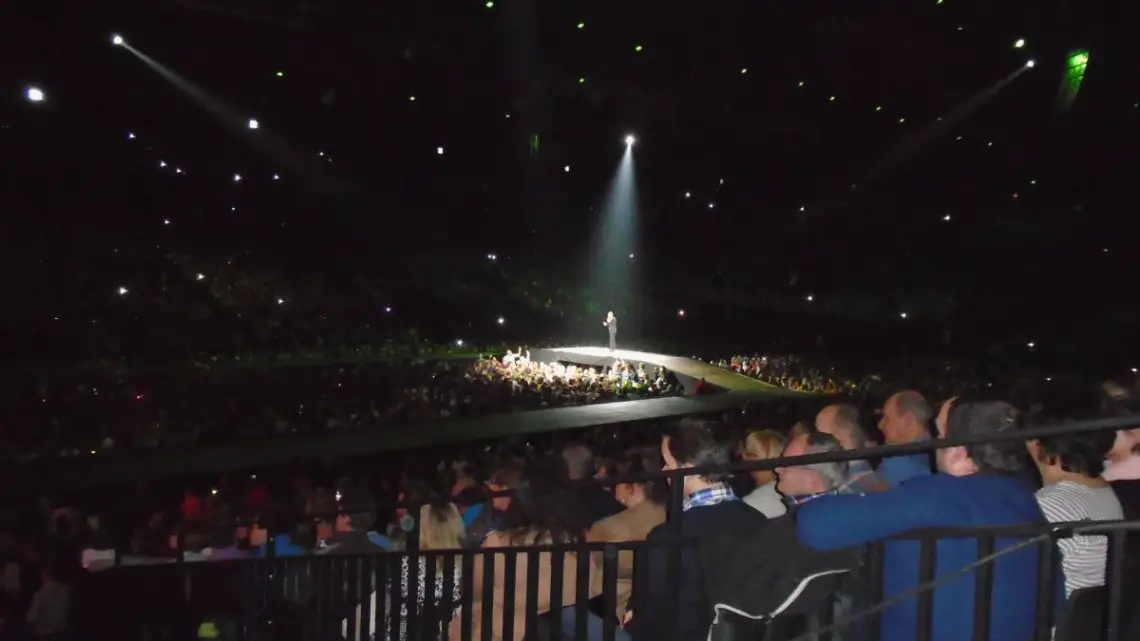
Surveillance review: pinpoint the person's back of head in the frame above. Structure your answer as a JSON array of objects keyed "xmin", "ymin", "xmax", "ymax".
[
  {"xmin": 561, "ymin": 443, "xmax": 596, "ymax": 481},
  {"xmin": 937, "ymin": 400, "xmax": 1025, "ymax": 476},
  {"xmin": 663, "ymin": 418, "xmax": 736, "ymax": 483}
]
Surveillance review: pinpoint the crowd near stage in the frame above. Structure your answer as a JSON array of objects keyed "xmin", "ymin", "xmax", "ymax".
[{"xmin": 531, "ymin": 345, "xmax": 783, "ymax": 394}]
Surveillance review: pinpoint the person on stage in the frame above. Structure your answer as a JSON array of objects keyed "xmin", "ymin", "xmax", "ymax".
[{"xmin": 604, "ymin": 311, "xmax": 618, "ymax": 353}]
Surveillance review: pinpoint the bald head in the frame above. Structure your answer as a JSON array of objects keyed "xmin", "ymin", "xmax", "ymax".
[
  {"xmin": 814, "ymin": 404, "xmax": 866, "ymax": 451},
  {"xmin": 879, "ymin": 390, "xmax": 933, "ymax": 445}
]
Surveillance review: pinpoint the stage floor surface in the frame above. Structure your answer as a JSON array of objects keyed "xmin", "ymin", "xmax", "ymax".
[{"xmin": 533, "ymin": 346, "xmax": 782, "ymax": 393}]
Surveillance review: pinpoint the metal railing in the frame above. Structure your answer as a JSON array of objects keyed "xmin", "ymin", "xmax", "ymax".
[{"xmin": 71, "ymin": 414, "xmax": 1140, "ymax": 641}]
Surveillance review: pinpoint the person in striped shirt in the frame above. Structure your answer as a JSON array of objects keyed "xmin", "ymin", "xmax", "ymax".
[{"xmin": 1026, "ymin": 427, "xmax": 1124, "ymax": 595}]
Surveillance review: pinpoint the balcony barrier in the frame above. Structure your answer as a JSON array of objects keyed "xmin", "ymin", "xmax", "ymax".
[{"xmin": 70, "ymin": 414, "xmax": 1140, "ymax": 641}]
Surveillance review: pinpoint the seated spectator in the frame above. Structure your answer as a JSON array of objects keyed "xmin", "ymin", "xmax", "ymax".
[
  {"xmin": 587, "ymin": 447, "xmax": 669, "ymax": 621},
  {"xmin": 462, "ymin": 459, "xmax": 525, "ymax": 547},
  {"xmin": 562, "ymin": 444, "xmax": 624, "ymax": 525},
  {"xmin": 452, "ymin": 463, "xmax": 601, "ymax": 641},
  {"xmin": 797, "ymin": 400, "xmax": 1063, "ymax": 641},
  {"xmin": 345, "ymin": 502, "xmax": 464, "ymax": 641},
  {"xmin": 626, "ymin": 419, "xmax": 768, "ymax": 641},
  {"xmin": 877, "ymin": 390, "xmax": 935, "ymax": 485},
  {"xmin": 739, "ymin": 429, "xmax": 788, "ymax": 518},
  {"xmin": 1026, "ymin": 424, "xmax": 1122, "ymax": 595},
  {"xmin": 701, "ymin": 432, "xmax": 861, "ymax": 635},
  {"xmin": 814, "ymin": 404, "xmax": 890, "ymax": 493}
]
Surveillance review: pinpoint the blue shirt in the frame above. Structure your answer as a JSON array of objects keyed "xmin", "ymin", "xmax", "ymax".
[
  {"xmin": 796, "ymin": 473, "xmax": 1063, "ymax": 641},
  {"xmin": 255, "ymin": 534, "xmax": 307, "ymax": 557},
  {"xmin": 878, "ymin": 452, "xmax": 933, "ymax": 486}
]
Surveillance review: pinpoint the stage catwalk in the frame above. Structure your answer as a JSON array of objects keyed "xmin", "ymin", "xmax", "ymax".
[{"xmin": 530, "ymin": 346, "xmax": 782, "ymax": 394}]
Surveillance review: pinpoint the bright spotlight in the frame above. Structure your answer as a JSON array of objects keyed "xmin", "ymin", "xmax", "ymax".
[
  {"xmin": 1025, "ymin": 59, "xmax": 1036, "ymax": 68},
  {"xmin": 497, "ymin": 316, "xmax": 505, "ymax": 325},
  {"xmin": 624, "ymin": 135, "xmax": 636, "ymax": 146},
  {"xmin": 25, "ymin": 87, "xmax": 45, "ymax": 103},
  {"xmin": 248, "ymin": 119, "xmax": 260, "ymax": 130},
  {"xmin": 111, "ymin": 34, "xmax": 124, "ymax": 46}
]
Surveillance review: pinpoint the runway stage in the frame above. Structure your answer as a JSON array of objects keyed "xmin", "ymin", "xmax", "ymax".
[{"xmin": 530, "ymin": 346, "xmax": 782, "ymax": 395}]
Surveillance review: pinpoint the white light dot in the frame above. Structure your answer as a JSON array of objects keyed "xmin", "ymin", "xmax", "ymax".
[
  {"xmin": 456, "ymin": 339, "xmax": 464, "ymax": 346},
  {"xmin": 25, "ymin": 87, "xmax": 45, "ymax": 103},
  {"xmin": 1131, "ymin": 368, "xmax": 1137, "ymax": 373},
  {"xmin": 899, "ymin": 312, "xmax": 908, "ymax": 319},
  {"xmin": 684, "ymin": 191, "xmax": 691, "ymax": 199},
  {"xmin": 248, "ymin": 119, "xmax": 259, "ymax": 130},
  {"xmin": 678, "ymin": 309, "xmax": 685, "ymax": 317},
  {"xmin": 799, "ymin": 206, "xmax": 805, "ymax": 212},
  {"xmin": 943, "ymin": 214, "xmax": 952, "ymax": 222},
  {"xmin": 497, "ymin": 316, "xmax": 505, "ymax": 325},
  {"xmin": 708, "ymin": 203, "xmax": 715, "ymax": 209},
  {"xmin": 1025, "ymin": 59, "xmax": 1035, "ymax": 68},
  {"xmin": 272, "ymin": 173, "xmax": 280, "ymax": 180},
  {"xmin": 1027, "ymin": 341, "xmax": 1035, "ymax": 348},
  {"xmin": 277, "ymin": 297, "xmax": 285, "ymax": 305},
  {"xmin": 127, "ymin": 132, "xmax": 136, "ymax": 140},
  {"xmin": 629, "ymin": 253, "xmax": 635, "ymax": 259},
  {"xmin": 163, "ymin": 219, "xmax": 170, "ymax": 225},
  {"xmin": 117, "ymin": 286, "xmax": 128, "ymax": 296},
  {"xmin": 805, "ymin": 294, "xmax": 814, "ymax": 302},
  {"xmin": 233, "ymin": 173, "xmax": 242, "ymax": 182},
  {"xmin": 564, "ymin": 165, "xmax": 570, "ymax": 172},
  {"xmin": 624, "ymin": 135, "xmax": 636, "ymax": 146},
  {"xmin": 409, "ymin": 95, "xmax": 416, "ymax": 101},
  {"xmin": 1014, "ymin": 38, "xmax": 1026, "ymax": 49},
  {"xmin": 384, "ymin": 306, "xmax": 392, "ymax": 313},
  {"xmin": 437, "ymin": 146, "xmax": 444, "ymax": 155},
  {"xmin": 175, "ymin": 168, "xmax": 184, "ymax": 174},
  {"xmin": 487, "ymin": 253, "xmax": 498, "ymax": 261},
  {"xmin": 159, "ymin": 161, "xmax": 167, "ymax": 168},
  {"xmin": 112, "ymin": 34, "xmax": 124, "ymax": 46},
  {"xmin": 196, "ymin": 273, "xmax": 205, "ymax": 281}
]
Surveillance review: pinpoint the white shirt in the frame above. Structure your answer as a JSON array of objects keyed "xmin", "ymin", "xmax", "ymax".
[
  {"xmin": 1035, "ymin": 480, "xmax": 1124, "ymax": 595},
  {"xmin": 742, "ymin": 481, "xmax": 788, "ymax": 519}
]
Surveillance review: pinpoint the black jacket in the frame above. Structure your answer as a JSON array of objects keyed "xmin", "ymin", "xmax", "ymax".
[
  {"xmin": 628, "ymin": 501, "xmax": 767, "ymax": 641},
  {"xmin": 699, "ymin": 514, "xmax": 860, "ymax": 638}
]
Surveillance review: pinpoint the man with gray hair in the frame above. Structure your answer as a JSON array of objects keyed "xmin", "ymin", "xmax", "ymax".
[
  {"xmin": 775, "ymin": 432, "xmax": 858, "ymax": 506},
  {"xmin": 815, "ymin": 404, "xmax": 892, "ymax": 493}
]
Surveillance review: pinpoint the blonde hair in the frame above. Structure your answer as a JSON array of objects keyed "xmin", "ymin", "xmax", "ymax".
[
  {"xmin": 419, "ymin": 503, "xmax": 465, "ymax": 566},
  {"xmin": 743, "ymin": 429, "xmax": 786, "ymax": 460}
]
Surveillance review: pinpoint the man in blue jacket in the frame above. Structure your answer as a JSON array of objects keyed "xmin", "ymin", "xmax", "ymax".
[{"xmin": 797, "ymin": 400, "xmax": 1064, "ymax": 641}]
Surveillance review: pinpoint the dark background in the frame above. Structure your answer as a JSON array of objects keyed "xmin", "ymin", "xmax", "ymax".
[{"xmin": 1, "ymin": 0, "xmax": 1137, "ymax": 375}]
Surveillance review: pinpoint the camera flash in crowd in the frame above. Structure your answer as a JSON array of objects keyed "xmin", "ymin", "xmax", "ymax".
[
  {"xmin": 25, "ymin": 87, "xmax": 45, "ymax": 103},
  {"xmin": 456, "ymin": 339, "xmax": 464, "ymax": 346},
  {"xmin": 437, "ymin": 146, "xmax": 444, "ymax": 155},
  {"xmin": 248, "ymin": 119, "xmax": 259, "ymax": 130},
  {"xmin": 118, "ymin": 286, "xmax": 129, "ymax": 296},
  {"xmin": 487, "ymin": 253, "xmax": 497, "ymax": 261},
  {"xmin": 233, "ymin": 173, "xmax": 242, "ymax": 182},
  {"xmin": 899, "ymin": 312, "xmax": 908, "ymax": 319},
  {"xmin": 497, "ymin": 317, "xmax": 505, "ymax": 325},
  {"xmin": 806, "ymin": 294, "xmax": 814, "ymax": 302},
  {"xmin": 678, "ymin": 309, "xmax": 685, "ymax": 317}
]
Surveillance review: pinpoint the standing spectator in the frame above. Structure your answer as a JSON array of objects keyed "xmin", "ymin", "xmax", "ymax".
[
  {"xmin": 797, "ymin": 400, "xmax": 1062, "ymax": 641},
  {"xmin": 739, "ymin": 430, "xmax": 788, "ymax": 518},
  {"xmin": 626, "ymin": 419, "xmax": 768, "ymax": 641}
]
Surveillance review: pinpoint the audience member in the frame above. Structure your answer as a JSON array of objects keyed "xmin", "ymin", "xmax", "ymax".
[
  {"xmin": 562, "ymin": 444, "xmax": 624, "ymax": 525},
  {"xmin": 739, "ymin": 429, "xmax": 788, "ymax": 518},
  {"xmin": 877, "ymin": 390, "xmax": 935, "ymax": 485},
  {"xmin": 1027, "ymin": 426, "xmax": 1122, "ymax": 595},
  {"xmin": 454, "ymin": 462, "xmax": 601, "ymax": 641},
  {"xmin": 626, "ymin": 419, "xmax": 767, "ymax": 641},
  {"xmin": 814, "ymin": 404, "xmax": 889, "ymax": 493},
  {"xmin": 587, "ymin": 447, "xmax": 669, "ymax": 621},
  {"xmin": 797, "ymin": 400, "xmax": 1062, "ymax": 641}
]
